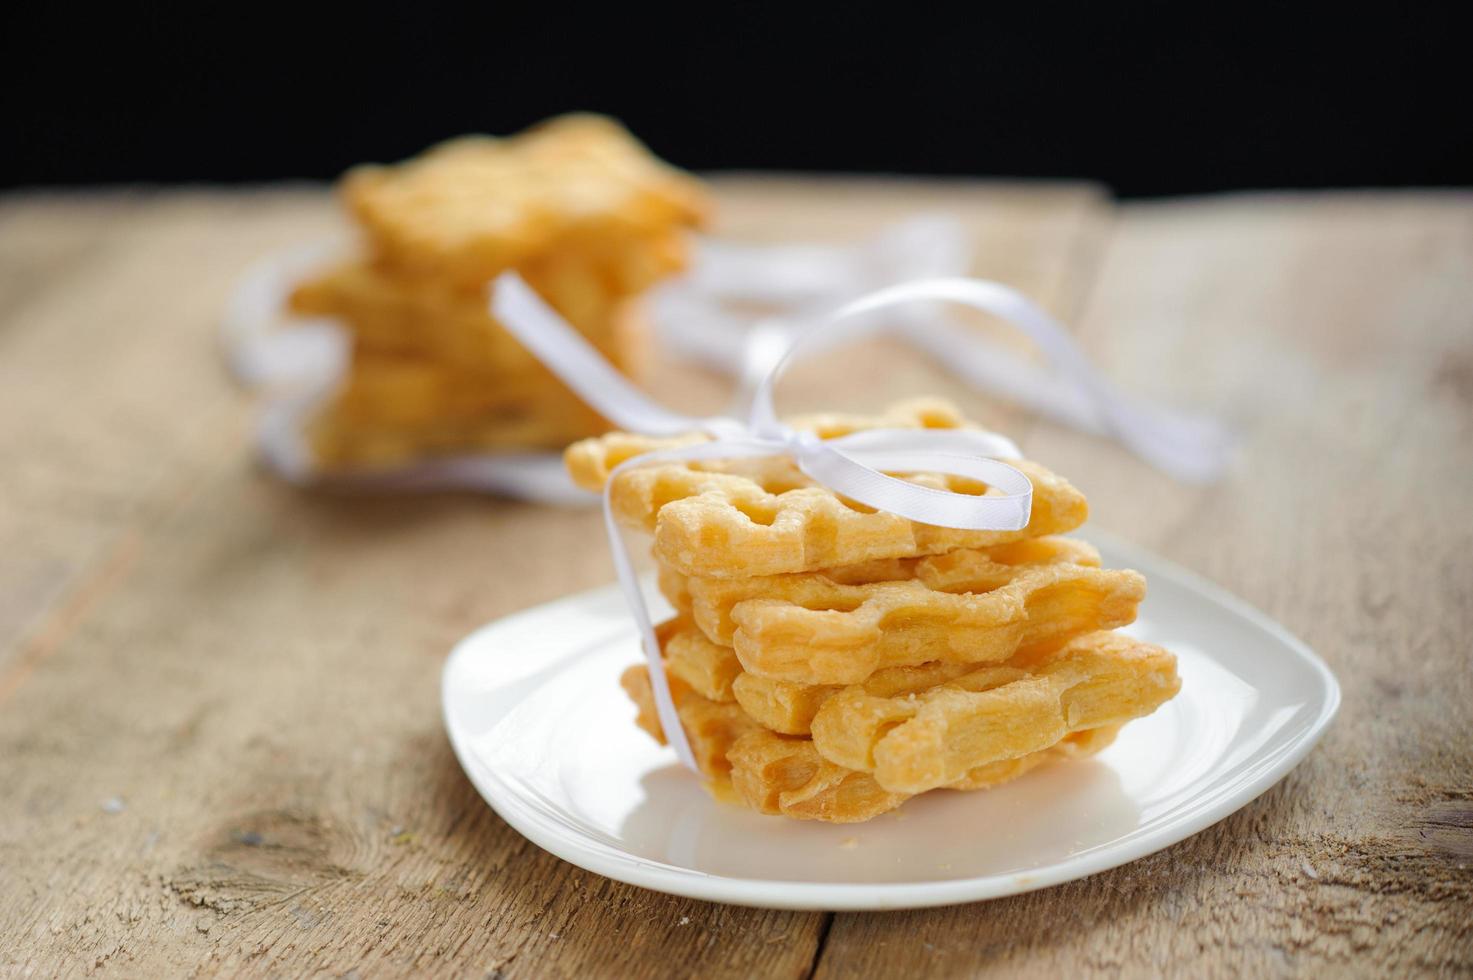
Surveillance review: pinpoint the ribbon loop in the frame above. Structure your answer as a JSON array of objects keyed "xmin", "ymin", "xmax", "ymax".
[{"xmin": 493, "ymin": 275, "xmax": 722, "ymax": 439}]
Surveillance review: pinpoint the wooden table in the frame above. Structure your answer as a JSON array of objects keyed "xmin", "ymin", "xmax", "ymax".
[{"xmin": 1, "ymin": 180, "xmax": 1469, "ymax": 977}]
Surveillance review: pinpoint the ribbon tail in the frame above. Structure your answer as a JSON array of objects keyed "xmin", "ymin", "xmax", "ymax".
[
  {"xmin": 904, "ymin": 317, "xmax": 1233, "ymax": 481},
  {"xmin": 598, "ymin": 439, "xmax": 789, "ymax": 775},
  {"xmin": 814, "ymin": 278, "xmax": 1234, "ymax": 483},
  {"xmin": 900, "ymin": 320, "xmax": 1105, "ymax": 434},
  {"xmin": 492, "ymin": 273, "xmax": 709, "ymax": 437},
  {"xmin": 602, "ymin": 493, "xmax": 699, "ymax": 773}
]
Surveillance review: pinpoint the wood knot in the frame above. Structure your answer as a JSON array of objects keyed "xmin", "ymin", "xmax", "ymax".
[
  {"xmin": 1418, "ymin": 799, "xmax": 1473, "ymax": 860},
  {"xmin": 165, "ymin": 807, "xmax": 354, "ymax": 914}
]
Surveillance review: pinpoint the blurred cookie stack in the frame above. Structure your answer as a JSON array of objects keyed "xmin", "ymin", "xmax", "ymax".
[
  {"xmin": 566, "ymin": 400, "xmax": 1182, "ymax": 822},
  {"xmin": 288, "ymin": 114, "xmax": 710, "ymax": 470}
]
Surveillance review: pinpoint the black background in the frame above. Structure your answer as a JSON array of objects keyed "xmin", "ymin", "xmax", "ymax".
[{"xmin": 4, "ymin": 4, "xmax": 1468, "ymax": 196}]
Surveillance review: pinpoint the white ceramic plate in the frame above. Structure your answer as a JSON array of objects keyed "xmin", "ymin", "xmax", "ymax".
[{"xmin": 442, "ymin": 532, "xmax": 1339, "ymax": 910}]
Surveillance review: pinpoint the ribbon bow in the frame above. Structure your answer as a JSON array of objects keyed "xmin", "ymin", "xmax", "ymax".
[{"xmin": 493, "ymin": 274, "xmax": 1042, "ymax": 771}]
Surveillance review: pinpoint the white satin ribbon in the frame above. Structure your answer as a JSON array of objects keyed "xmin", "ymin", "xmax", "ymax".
[{"xmin": 493, "ymin": 273, "xmax": 1035, "ymax": 772}]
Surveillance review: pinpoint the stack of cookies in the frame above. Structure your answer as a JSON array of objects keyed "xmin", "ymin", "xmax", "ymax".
[
  {"xmin": 566, "ymin": 399, "xmax": 1181, "ymax": 822},
  {"xmin": 287, "ymin": 114, "xmax": 710, "ymax": 470}
]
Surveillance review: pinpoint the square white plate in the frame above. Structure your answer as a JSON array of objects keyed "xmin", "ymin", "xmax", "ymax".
[{"xmin": 442, "ymin": 531, "xmax": 1338, "ymax": 910}]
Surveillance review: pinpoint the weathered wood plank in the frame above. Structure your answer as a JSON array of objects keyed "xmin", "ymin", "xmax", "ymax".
[
  {"xmin": 0, "ymin": 180, "xmax": 1109, "ymax": 977},
  {"xmin": 0, "ymin": 189, "xmax": 336, "ymax": 672},
  {"xmin": 813, "ymin": 193, "xmax": 1473, "ymax": 978}
]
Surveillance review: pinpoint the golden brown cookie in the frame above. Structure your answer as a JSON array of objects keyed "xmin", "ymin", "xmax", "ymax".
[{"xmin": 342, "ymin": 114, "xmax": 709, "ymax": 289}]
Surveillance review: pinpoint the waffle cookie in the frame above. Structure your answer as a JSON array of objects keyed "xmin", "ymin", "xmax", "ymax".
[
  {"xmin": 306, "ymin": 374, "xmax": 609, "ymax": 467},
  {"xmin": 566, "ymin": 400, "xmax": 1089, "ymax": 579},
  {"xmin": 342, "ymin": 114, "xmax": 710, "ymax": 290},
  {"xmin": 280, "ymin": 114, "xmax": 706, "ymax": 471},
  {"xmin": 289, "ymin": 260, "xmax": 653, "ymax": 375},
  {"xmin": 590, "ymin": 399, "xmax": 1180, "ymax": 822},
  {"xmin": 729, "ymin": 726, "xmax": 1122, "ymax": 822},
  {"xmin": 809, "ymin": 631, "xmax": 1180, "ymax": 793},
  {"xmin": 623, "ymin": 659, "xmax": 1129, "ymax": 822},
  {"xmin": 668, "ymin": 559, "xmax": 1143, "ymax": 685}
]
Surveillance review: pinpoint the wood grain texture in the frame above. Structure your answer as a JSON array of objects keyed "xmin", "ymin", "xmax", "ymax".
[
  {"xmin": 815, "ymin": 193, "xmax": 1473, "ymax": 977},
  {"xmin": 0, "ymin": 179, "xmax": 1110, "ymax": 978}
]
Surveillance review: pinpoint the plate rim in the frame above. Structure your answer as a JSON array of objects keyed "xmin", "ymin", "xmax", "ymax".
[{"xmin": 442, "ymin": 530, "xmax": 1341, "ymax": 911}]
